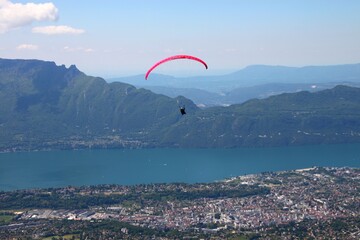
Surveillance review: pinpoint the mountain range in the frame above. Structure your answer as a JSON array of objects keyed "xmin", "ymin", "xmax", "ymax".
[
  {"xmin": 109, "ymin": 63, "xmax": 360, "ymax": 107},
  {"xmin": 1, "ymin": 58, "xmax": 360, "ymax": 151}
]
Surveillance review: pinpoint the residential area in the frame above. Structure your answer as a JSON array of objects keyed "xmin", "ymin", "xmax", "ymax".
[{"xmin": 1, "ymin": 167, "xmax": 359, "ymax": 239}]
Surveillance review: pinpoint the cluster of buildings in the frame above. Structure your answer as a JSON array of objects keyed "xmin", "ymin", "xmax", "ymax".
[{"xmin": 18, "ymin": 167, "xmax": 359, "ymax": 233}]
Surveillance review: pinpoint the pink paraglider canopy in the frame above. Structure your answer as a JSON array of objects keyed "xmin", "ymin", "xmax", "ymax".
[{"xmin": 145, "ymin": 55, "xmax": 208, "ymax": 80}]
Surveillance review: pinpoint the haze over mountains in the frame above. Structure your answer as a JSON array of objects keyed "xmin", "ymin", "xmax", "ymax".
[
  {"xmin": 1, "ymin": 58, "xmax": 360, "ymax": 151},
  {"xmin": 109, "ymin": 63, "xmax": 360, "ymax": 107}
]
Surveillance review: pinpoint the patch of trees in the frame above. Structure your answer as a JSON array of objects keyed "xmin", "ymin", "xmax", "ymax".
[{"xmin": 0, "ymin": 184, "xmax": 269, "ymax": 210}]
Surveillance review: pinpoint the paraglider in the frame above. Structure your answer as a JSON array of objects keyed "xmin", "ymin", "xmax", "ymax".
[
  {"xmin": 145, "ymin": 55, "xmax": 208, "ymax": 115},
  {"xmin": 145, "ymin": 55, "xmax": 208, "ymax": 80}
]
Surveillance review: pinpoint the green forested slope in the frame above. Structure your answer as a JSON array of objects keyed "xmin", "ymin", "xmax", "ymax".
[{"xmin": 1, "ymin": 58, "xmax": 360, "ymax": 151}]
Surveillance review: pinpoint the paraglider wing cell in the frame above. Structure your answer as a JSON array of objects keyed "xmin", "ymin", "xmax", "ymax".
[{"xmin": 145, "ymin": 55, "xmax": 208, "ymax": 80}]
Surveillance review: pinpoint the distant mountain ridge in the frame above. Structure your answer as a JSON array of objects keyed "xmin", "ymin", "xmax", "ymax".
[
  {"xmin": 227, "ymin": 63, "xmax": 360, "ymax": 84},
  {"xmin": 108, "ymin": 63, "xmax": 360, "ymax": 107},
  {"xmin": 109, "ymin": 63, "xmax": 360, "ymax": 91},
  {"xmin": 1, "ymin": 58, "xmax": 360, "ymax": 151},
  {"xmin": 141, "ymin": 82, "xmax": 360, "ymax": 107}
]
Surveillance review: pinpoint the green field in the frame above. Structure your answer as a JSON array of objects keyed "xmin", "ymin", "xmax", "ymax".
[
  {"xmin": 42, "ymin": 234, "xmax": 79, "ymax": 240},
  {"xmin": 0, "ymin": 214, "xmax": 14, "ymax": 225}
]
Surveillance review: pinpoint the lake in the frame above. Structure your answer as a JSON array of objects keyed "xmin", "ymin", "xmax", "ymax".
[{"xmin": 0, "ymin": 144, "xmax": 359, "ymax": 191}]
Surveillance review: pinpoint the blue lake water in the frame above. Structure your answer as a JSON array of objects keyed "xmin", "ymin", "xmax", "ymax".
[{"xmin": 0, "ymin": 144, "xmax": 359, "ymax": 191}]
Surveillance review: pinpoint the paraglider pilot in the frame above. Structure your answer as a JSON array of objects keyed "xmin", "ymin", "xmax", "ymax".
[{"xmin": 179, "ymin": 106, "xmax": 186, "ymax": 115}]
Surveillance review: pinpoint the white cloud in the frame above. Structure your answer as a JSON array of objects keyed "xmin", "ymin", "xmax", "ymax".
[
  {"xmin": 84, "ymin": 48, "xmax": 94, "ymax": 53},
  {"xmin": 63, "ymin": 46, "xmax": 94, "ymax": 53},
  {"xmin": 32, "ymin": 25, "xmax": 85, "ymax": 35},
  {"xmin": 16, "ymin": 44, "xmax": 39, "ymax": 50},
  {"xmin": 0, "ymin": 0, "xmax": 58, "ymax": 33}
]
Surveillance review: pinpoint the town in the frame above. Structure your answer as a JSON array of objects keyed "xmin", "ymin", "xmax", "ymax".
[{"xmin": 1, "ymin": 167, "xmax": 359, "ymax": 239}]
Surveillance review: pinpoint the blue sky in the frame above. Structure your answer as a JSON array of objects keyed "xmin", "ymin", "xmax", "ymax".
[{"xmin": 1, "ymin": 0, "xmax": 360, "ymax": 78}]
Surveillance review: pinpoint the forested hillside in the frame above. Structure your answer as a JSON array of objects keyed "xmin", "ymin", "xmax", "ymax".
[{"xmin": 1, "ymin": 58, "xmax": 360, "ymax": 151}]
